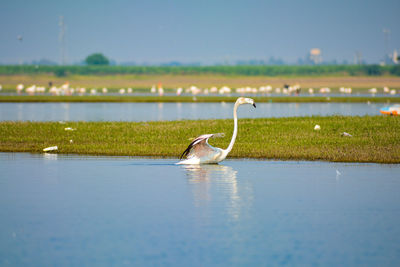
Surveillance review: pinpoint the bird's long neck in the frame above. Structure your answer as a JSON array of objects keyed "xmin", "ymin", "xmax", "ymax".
[{"xmin": 226, "ymin": 101, "xmax": 239, "ymax": 153}]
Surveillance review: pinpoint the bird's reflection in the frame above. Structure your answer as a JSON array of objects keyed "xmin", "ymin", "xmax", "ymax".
[{"xmin": 181, "ymin": 164, "xmax": 252, "ymax": 221}]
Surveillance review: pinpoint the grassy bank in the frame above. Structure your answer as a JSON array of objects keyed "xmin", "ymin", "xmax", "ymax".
[
  {"xmin": 0, "ymin": 95, "xmax": 399, "ymax": 103},
  {"xmin": 1, "ymin": 116, "xmax": 399, "ymax": 163}
]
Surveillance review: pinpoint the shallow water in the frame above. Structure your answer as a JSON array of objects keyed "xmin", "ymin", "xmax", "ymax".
[
  {"xmin": 0, "ymin": 102, "xmax": 386, "ymax": 121},
  {"xmin": 1, "ymin": 153, "xmax": 399, "ymax": 266}
]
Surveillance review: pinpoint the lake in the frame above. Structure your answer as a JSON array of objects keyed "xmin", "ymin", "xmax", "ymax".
[
  {"xmin": 0, "ymin": 102, "xmax": 386, "ymax": 121},
  {"xmin": 1, "ymin": 152, "xmax": 399, "ymax": 266}
]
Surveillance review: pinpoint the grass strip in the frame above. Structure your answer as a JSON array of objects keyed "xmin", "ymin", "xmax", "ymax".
[
  {"xmin": 0, "ymin": 116, "xmax": 399, "ymax": 163},
  {"xmin": 0, "ymin": 95, "xmax": 399, "ymax": 103}
]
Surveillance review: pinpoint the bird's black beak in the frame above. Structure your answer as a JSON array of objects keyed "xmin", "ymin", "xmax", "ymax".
[{"xmin": 253, "ymin": 103, "xmax": 256, "ymax": 108}]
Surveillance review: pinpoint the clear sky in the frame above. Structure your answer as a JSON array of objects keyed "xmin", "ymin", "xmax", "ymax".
[{"xmin": 0, "ymin": 0, "xmax": 399, "ymax": 65}]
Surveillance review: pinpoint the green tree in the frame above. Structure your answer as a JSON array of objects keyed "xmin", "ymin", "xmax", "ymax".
[{"xmin": 85, "ymin": 53, "xmax": 110, "ymax": 65}]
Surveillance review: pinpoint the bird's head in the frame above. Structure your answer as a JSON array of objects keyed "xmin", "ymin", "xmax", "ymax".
[{"xmin": 237, "ymin": 97, "xmax": 256, "ymax": 108}]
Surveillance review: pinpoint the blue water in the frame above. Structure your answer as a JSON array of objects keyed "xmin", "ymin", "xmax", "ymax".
[
  {"xmin": 0, "ymin": 153, "xmax": 399, "ymax": 266},
  {"xmin": 0, "ymin": 102, "xmax": 387, "ymax": 121}
]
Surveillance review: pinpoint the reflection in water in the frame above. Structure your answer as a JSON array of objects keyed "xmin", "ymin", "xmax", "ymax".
[
  {"xmin": 157, "ymin": 102, "xmax": 164, "ymax": 120},
  {"xmin": 43, "ymin": 152, "xmax": 58, "ymax": 160},
  {"xmin": 62, "ymin": 103, "xmax": 70, "ymax": 121},
  {"xmin": 181, "ymin": 164, "xmax": 253, "ymax": 221}
]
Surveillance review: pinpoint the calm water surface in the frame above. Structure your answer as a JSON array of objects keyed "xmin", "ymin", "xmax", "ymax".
[
  {"xmin": 1, "ymin": 152, "xmax": 399, "ymax": 266},
  {"xmin": 0, "ymin": 102, "xmax": 386, "ymax": 121}
]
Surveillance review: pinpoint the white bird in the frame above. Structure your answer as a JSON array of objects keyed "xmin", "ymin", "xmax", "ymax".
[
  {"xmin": 177, "ymin": 97, "xmax": 256, "ymax": 165},
  {"xmin": 158, "ymin": 86, "xmax": 164, "ymax": 96},
  {"xmin": 26, "ymin": 85, "xmax": 36, "ymax": 95},
  {"xmin": 369, "ymin": 88, "xmax": 377, "ymax": 95},
  {"xmin": 16, "ymin": 84, "xmax": 24, "ymax": 94},
  {"xmin": 210, "ymin": 86, "xmax": 218, "ymax": 93},
  {"xmin": 383, "ymin": 86, "xmax": 390, "ymax": 94}
]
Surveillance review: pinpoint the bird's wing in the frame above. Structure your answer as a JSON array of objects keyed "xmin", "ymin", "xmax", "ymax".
[{"xmin": 180, "ymin": 134, "xmax": 217, "ymax": 160}]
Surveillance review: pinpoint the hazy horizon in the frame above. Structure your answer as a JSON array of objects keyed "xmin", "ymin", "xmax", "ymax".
[{"xmin": 1, "ymin": 0, "xmax": 399, "ymax": 65}]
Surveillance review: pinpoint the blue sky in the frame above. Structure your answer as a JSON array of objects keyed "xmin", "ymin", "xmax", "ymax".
[{"xmin": 0, "ymin": 0, "xmax": 399, "ymax": 64}]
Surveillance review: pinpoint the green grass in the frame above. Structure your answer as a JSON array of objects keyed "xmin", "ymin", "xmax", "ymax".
[
  {"xmin": 1, "ymin": 116, "xmax": 399, "ymax": 163},
  {"xmin": 1, "ymin": 64, "xmax": 399, "ymax": 76},
  {"xmin": 0, "ymin": 95, "xmax": 399, "ymax": 103}
]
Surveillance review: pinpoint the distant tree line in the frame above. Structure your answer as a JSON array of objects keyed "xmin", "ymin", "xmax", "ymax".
[
  {"xmin": 0, "ymin": 65, "xmax": 399, "ymax": 77},
  {"xmin": 85, "ymin": 53, "xmax": 110, "ymax": 65}
]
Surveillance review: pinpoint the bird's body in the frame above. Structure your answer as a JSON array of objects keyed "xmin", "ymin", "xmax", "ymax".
[
  {"xmin": 177, "ymin": 134, "xmax": 228, "ymax": 165},
  {"xmin": 177, "ymin": 97, "xmax": 256, "ymax": 165}
]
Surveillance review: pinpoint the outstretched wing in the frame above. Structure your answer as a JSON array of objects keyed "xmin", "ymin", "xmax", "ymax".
[{"xmin": 180, "ymin": 134, "xmax": 216, "ymax": 160}]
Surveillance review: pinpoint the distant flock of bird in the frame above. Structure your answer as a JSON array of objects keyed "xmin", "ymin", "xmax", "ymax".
[{"xmin": 0, "ymin": 82, "xmax": 398, "ymax": 96}]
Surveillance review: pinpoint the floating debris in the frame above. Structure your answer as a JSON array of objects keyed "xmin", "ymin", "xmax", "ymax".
[
  {"xmin": 380, "ymin": 105, "xmax": 400, "ymax": 116},
  {"xmin": 341, "ymin": 132, "xmax": 353, "ymax": 137},
  {"xmin": 314, "ymin": 124, "xmax": 321, "ymax": 130},
  {"xmin": 43, "ymin": 146, "xmax": 58, "ymax": 152}
]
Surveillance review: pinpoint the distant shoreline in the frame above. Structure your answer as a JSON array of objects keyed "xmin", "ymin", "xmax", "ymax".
[
  {"xmin": 1, "ymin": 73, "xmax": 400, "ymax": 90},
  {"xmin": 0, "ymin": 95, "xmax": 399, "ymax": 103}
]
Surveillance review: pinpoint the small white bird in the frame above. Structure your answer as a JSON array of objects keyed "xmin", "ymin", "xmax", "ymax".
[
  {"xmin": 369, "ymin": 88, "xmax": 377, "ymax": 94},
  {"xmin": 177, "ymin": 97, "xmax": 256, "ymax": 165},
  {"xmin": 383, "ymin": 87, "xmax": 390, "ymax": 94},
  {"xmin": 314, "ymin": 124, "xmax": 321, "ymax": 131},
  {"xmin": 16, "ymin": 84, "xmax": 24, "ymax": 94}
]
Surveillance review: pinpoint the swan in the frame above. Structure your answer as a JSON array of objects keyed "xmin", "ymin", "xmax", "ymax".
[{"xmin": 177, "ymin": 97, "xmax": 256, "ymax": 165}]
